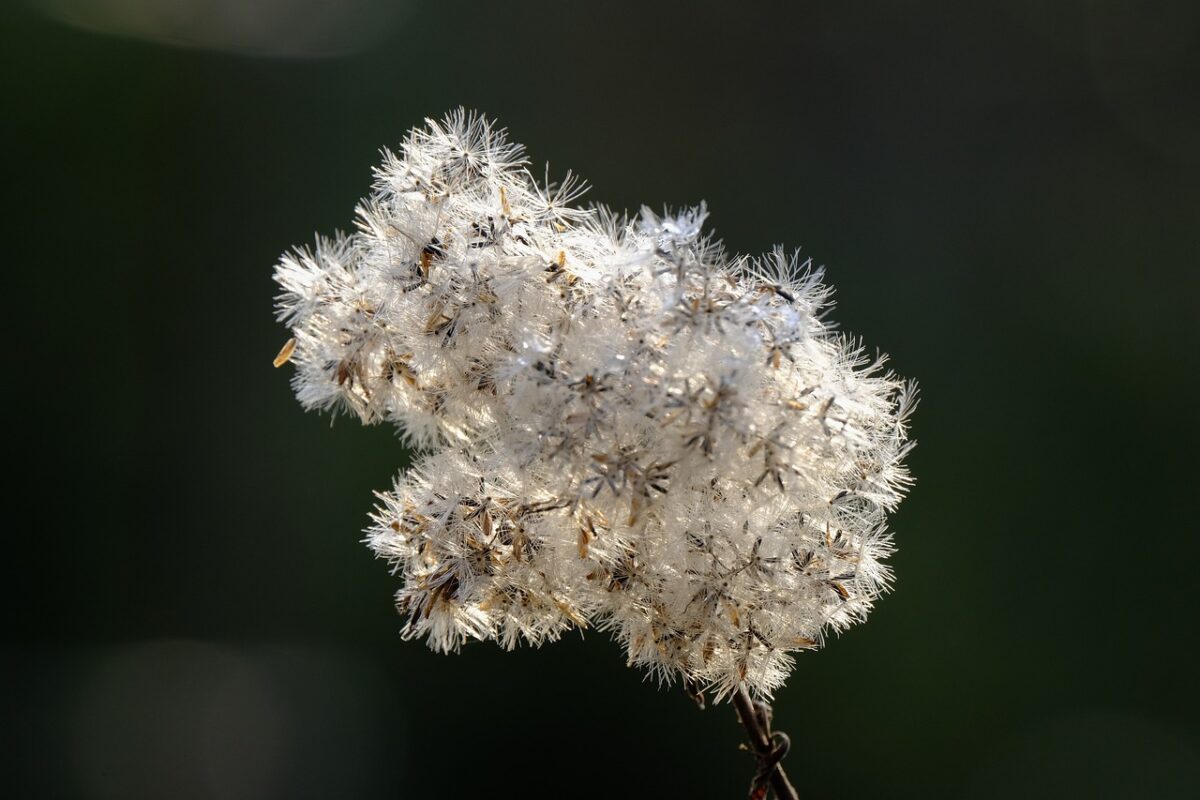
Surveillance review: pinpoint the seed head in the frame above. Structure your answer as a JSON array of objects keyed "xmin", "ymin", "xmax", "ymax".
[{"xmin": 274, "ymin": 110, "xmax": 916, "ymax": 699}]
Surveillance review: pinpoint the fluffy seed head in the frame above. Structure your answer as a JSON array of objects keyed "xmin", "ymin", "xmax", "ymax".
[{"xmin": 273, "ymin": 110, "xmax": 916, "ymax": 699}]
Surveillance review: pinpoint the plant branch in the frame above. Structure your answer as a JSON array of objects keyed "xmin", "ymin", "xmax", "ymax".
[{"xmin": 732, "ymin": 685, "xmax": 799, "ymax": 800}]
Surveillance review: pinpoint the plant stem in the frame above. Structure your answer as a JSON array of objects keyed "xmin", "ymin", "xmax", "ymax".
[{"xmin": 732, "ymin": 685, "xmax": 799, "ymax": 800}]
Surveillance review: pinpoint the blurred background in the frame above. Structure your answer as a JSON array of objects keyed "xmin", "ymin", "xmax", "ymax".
[{"xmin": 2, "ymin": 0, "xmax": 1198, "ymax": 797}]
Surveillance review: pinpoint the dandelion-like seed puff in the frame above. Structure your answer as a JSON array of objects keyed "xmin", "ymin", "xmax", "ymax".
[{"xmin": 273, "ymin": 111, "xmax": 916, "ymax": 700}]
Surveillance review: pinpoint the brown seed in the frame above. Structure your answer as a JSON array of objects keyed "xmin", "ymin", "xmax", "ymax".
[{"xmin": 272, "ymin": 337, "xmax": 296, "ymax": 368}]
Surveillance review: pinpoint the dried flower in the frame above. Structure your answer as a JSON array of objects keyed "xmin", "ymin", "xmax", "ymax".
[{"xmin": 273, "ymin": 110, "xmax": 916, "ymax": 699}]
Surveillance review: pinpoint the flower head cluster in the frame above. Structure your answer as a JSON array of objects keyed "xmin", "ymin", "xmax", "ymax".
[{"xmin": 274, "ymin": 111, "xmax": 916, "ymax": 698}]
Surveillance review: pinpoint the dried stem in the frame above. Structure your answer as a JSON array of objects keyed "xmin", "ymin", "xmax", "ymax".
[{"xmin": 732, "ymin": 685, "xmax": 799, "ymax": 800}]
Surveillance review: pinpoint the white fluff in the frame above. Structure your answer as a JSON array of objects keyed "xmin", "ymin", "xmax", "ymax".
[{"xmin": 274, "ymin": 111, "xmax": 916, "ymax": 699}]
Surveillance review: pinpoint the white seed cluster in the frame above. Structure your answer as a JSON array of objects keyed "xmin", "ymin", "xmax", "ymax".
[{"xmin": 274, "ymin": 112, "xmax": 916, "ymax": 698}]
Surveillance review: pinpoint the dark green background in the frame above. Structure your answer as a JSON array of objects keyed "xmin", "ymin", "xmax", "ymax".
[{"xmin": 4, "ymin": 1, "xmax": 1198, "ymax": 797}]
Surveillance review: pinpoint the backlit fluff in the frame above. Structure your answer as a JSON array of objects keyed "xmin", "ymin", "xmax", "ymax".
[{"xmin": 274, "ymin": 111, "xmax": 916, "ymax": 699}]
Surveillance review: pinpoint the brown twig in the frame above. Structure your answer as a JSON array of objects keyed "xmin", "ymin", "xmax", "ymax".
[{"xmin": 732, "ymin": 685, "xmax": 799, "ymax": 800}]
